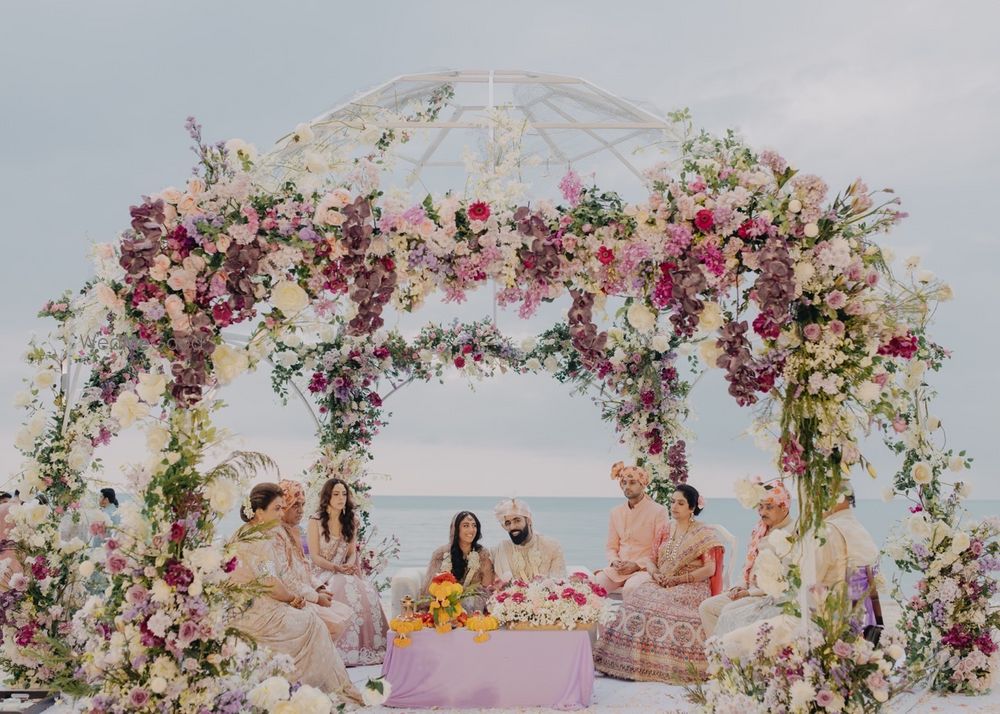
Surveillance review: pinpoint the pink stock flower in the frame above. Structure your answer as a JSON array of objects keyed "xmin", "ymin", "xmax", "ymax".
[{"xmin": 559, "ymin": 170, "xmax": 584, "ymax": 206}]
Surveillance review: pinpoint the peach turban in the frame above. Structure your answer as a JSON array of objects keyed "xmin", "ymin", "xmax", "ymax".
[
  {"xmin": 761, "ymin": 480, "xmax": 792, "ymax": 509},
  {"xmin": 494, "ymin": 497, "xmax": 532, "ymax": 524},
  {"xmin": 610, "ymin": 461, "xmax": 649, "ymax": 487},
  {"xmin": 279, "ymin": 479, "xmax": 306, "ymax": 507}
]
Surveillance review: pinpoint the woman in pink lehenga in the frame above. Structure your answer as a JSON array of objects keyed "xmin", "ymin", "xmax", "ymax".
[
  {"xmin": 595, "ymin": 484, "xmax": 724, "ymax": 684},
  {"xmin": 307, "ymin": 478, "xmax": 388, "ymax": 666},
  {"xmin": 230, "ymin": 483, "xmax": 362, "ymax": 703}
]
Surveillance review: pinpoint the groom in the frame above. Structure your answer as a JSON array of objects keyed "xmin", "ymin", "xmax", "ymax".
[{"xmin": 492, "ymin": 498, "xmax": 566, "ymax": 583}]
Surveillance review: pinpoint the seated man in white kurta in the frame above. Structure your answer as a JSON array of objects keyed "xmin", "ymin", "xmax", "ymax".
[
  {"xmin": 491, "ymin": 498, "xmax": 566, "ymax": 583},
  {"xmin": 701, "ymin": 480, "xmax": 794, "ymax": 637},
  {"xmin": 719, "ymin": 487, "xmax": 880, "ymax": 658}
]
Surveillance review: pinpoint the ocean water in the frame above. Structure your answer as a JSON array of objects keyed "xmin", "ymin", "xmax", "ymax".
[{"xmin": 220, "ymin": 496, "xmax": 1000, "ymax": 587}]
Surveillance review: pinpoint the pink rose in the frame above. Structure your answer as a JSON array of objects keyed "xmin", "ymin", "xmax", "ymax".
[
  {"xmin": 825, "ymin": 290, "xmax": 847, "ymax": 310},
  {"xmin": 828, "ymin": 319, "xmax": 845, "ymax": 337},
  {"xmin": 803, "ymin": 323, "xmax": 822, "ymax": 341},
  {"xmin": 107, "ymin": 553, "xmax": 129, "ymax": 575}
]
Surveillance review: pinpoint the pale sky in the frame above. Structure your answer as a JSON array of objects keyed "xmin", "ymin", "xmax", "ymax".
[{"xmin": 1, "ymin": 1, "xmax": 998, "ymax": 500}]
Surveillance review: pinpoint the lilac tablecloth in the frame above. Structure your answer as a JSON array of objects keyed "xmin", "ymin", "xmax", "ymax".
[{"xmin": 381, "ymin": 628, "xmax": 594, "ymax": 710}]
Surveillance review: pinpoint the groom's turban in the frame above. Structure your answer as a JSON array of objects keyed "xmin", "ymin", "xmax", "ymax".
[{"xmin": 494, "ymin": 498, "xmax": 533, "ymax": 524}]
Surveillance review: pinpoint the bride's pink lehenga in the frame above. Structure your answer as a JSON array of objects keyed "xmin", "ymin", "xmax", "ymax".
[
  {"xmin": 594, "ymin": 522, "xmax": 723, "ymax": 684},
  {"xmin": 311, "ymin": 519, "xmax": 389, "ymax": 666},
  {"xmin": 230, "ymin": 530, "xmax": 362, "ymax": 703}
]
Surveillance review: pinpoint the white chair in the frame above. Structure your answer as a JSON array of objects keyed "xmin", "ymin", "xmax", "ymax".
[
  {"xmin": 707, "ymin": 523, "xmax": 737, "ymax": 590},
  {"xmin": 388, "ymin": 567, "xmax": 425, "ymax": 618}
]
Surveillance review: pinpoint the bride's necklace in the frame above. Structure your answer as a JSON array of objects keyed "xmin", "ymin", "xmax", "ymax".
[{"xmin": 664, "ymin": 519, "xmax": 695, "ymax": 561}]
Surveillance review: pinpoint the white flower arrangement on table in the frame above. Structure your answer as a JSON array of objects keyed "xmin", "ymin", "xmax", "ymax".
[{"xmin": 487, "ymin": 572, "xmax": 614, "ymax": 629}]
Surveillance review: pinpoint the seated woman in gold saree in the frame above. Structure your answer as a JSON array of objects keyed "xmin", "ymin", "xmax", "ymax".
[
  {"xmin": 230, "ymin": 483, "xmax": 362, "ymax": 704},
  {"xmin": 595, "ymin": 484, "xmax": 724, "ymax": 684}
]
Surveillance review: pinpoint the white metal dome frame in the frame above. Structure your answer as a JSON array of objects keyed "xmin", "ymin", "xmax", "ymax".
[{"xmin": 254, "ymin": 68, "xmax": 685, "ymax": 196}]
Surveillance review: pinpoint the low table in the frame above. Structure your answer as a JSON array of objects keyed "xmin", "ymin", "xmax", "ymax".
[{"xmin": 381, "ymin": 628, "xmax": 595, "ymax": 710}]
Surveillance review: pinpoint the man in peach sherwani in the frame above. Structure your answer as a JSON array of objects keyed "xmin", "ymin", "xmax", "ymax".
[{"xmin": 594, "ymin": 462, "xmax": 669, "ymax": 595}]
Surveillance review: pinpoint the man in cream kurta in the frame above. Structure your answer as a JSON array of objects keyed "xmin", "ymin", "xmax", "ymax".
[
  {"xmin": 719, "ymin": 490, "xmax": 879, "ymax": 658},
  {"xmin": 701, "ymin": 481, "xmax": 793, "ymax": 637},
  {"xmin": 594, "ymin": 462, "xmax": 669, "ymax": 595},
  {"xmin": 492, "ymin": 498, "xmax": 566, "ymax": 583}
]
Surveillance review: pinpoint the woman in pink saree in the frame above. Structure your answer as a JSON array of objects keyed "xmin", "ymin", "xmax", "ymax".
[
  {"xmin": 307, "ymin": 478, "xmax": 388, "ymax": 666},
  {"xmin": 595, "ymin": 484, "xmax": 723, "ymax": 684}
]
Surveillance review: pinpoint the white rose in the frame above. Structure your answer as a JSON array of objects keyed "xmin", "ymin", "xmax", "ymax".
[
  {"xmin": 936, "ymin": 284, "xmax": 954, "ymax": 301},
  {"xmin": 224, "ymin": 138, "xmax": 258, "ymax": 162},
  {"xmin": 856, "ymin": 381, "xmax": 881, "ymax": 403},
  {"xmin": 948, "ymin": 455, "xmax": 965, "ymax": 472},
  {"xmin": 189, "ymin": 547, "xmax": 222, "ymax": 574},
  {"xmin": 926, "ymin": 416, "xmax": 941, "ymax": 430},
  {"xmin": 188, "ymin": 577, "xmax": 203, "ymax": 597},
  {"xmin": 916, "ymin": 269, "xmax": 934, "ymax": 284},
  {"xmin": 803, "ymin": 223, "xmax": 819, "ymax": 238},
  {"xmin": 33, "ymin": 370, "xmax": 57, "ymax": 389},
  {"xmin": 13, "ymin": 391, "xmax": 32, "ymax": 408},
  {"xmin": 60, "ymin": 537, "xmax": 85, "ymax": 554},
  {"xmin": 146, "ymin": 424, "xmax": 171, "ymax": 454},
  {"xmin": 650, "ymin": 334, "xmax": 670, "ymax": 352},
  {"xmin": 519, "ymin": 336, "xmax": 537, "ymax": 352},
  {"xmin": 698, "ymin": 301, "xmax": 724, "ymax": 332},
  {"xmin": 930, "ymin": 520, "xmax": 952, "ymax": 545},
  {"xmin": 887, "ymin": 644, "xmax": 905, "ymax": 661},
  {"xmin": 787, "ymin": 199, "xmax": 802, "ymax": 214},
  {"xmin": 881, "ymin": 488, "xmax": 895, "ymax": 503},
  {"xmin": 79, "ymin": 560, "xmax": 95, "ymax": 578},
  {"xmin": 275, "ymin": 351, "xmax": 299, "ymax": 368},
  {"xmin": 733, "ymin": 479, "xmax": 766, "ymax": 509},
  {"xmin": 21, "ymin": 459, "xmax": 43, "ymax": 491},
  {"xmin": 626, "ymin": 301, "xmax": 657, "ymax": 333},
  {"xmin": 110, "ymin": 391, "xmax": 149, "ymax": 429},
  {"xmin": 906, "ymin": 513, "xmax": 931, "ymax": 539},
  {"xmin": 698, "ymin": 339, "xmax": 723, "ymax": 368},
  {"xmin": 150, "ymin": 676, "xmax": 167, "ymax": 694},
  {"xmin": 955, "ymin": 481, "xmax": 972, "ymax": 498},
  {"xmin": 543, "ymin": 356, "xmax": 560, "ymax": 372},
  {"xmin": 292, "ymin": 122, "xmax": 315, "ymax": 144},
  {"xmin": 248, "ymin": 677, "xmax": 291, "ymax": 710},
  {"xmin": 271, "ymin": 280, "xmax": 310, "ymax": 315},
  {"xmin": 911, "ymin": 461, "xmax": 933, "ymax": 485},
  {"xmin": 525, "ymin": 358, "xmax": 542, "ymax": 372},
  {"xmin": 150, "ymin": 579, "xmax": 173, "ymax": 604},
  {"xmin": 289, "ymin": 684, "xmax": 333, "ymax": 714},
  {"xmin": 904, "ymin": 255, "xmax": 921, "ymax": 271},
  {"xmin": 303, "ymin": 150, "xmax": 328, "ymax": 174},
  {"xmin": 950, "ymin": 531, "xmax": 971, "ymax": 554},
  {"xmin": 205, "ymin": 478, "xmax": 240, "ymax": 514},
  {"xmin": 361, "ymin": 678, "xmax": 392, "ymax": 707},
  {"xmin": 212, "ymin": 344, "xmax": 249, "ymax": 385},
  {"xmin": 136, "ymin": 372, "xmax": 167, "ymax": 404}
]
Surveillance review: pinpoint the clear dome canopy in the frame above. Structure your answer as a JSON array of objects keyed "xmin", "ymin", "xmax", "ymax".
[{"xmin": 253, "ymin": 69, "xmax": 686, "ymax": 201}]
